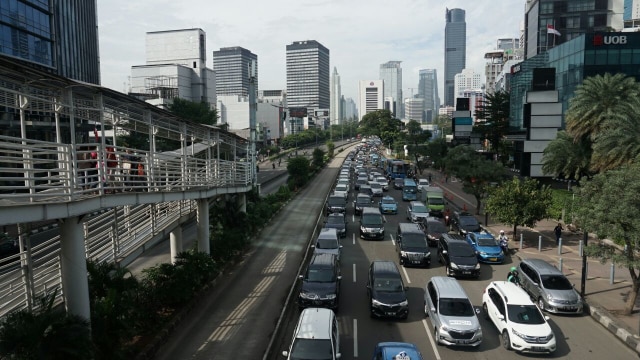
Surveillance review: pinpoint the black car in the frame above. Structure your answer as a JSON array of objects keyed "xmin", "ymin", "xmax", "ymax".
[
  {"xmin": 437, "ymin": 234, "xmax": 480, "ymax": 278},
  {"xmin": 325, "ymin": 195, "xmax": 347, "ymax": 214},
  {"xmin": 298, "ymin": 253, "xmax": 341, "ymax": 310},
  {"xmin": 450, "ymin": 211, "xmax": 481, "ymax": 235},
  {"xmin": 0, "ymin": 233, "xmax": 18, "ymax": 259},
  {"xmin": 418, "ymin": 217, "xmax": 449, "ymax": 247},
  {"xmin": 367, "ymin": 260, "xmax": 408, "ymax": 319},
  {"xmin": 324, "ymin": 213, "xmax": 347, "ymax": 238},
  {"xmin": 354, "ymin": 194, "xmax": 373, "ymax": 215},
  {"xmin": 393, "ymin": 177, "xmax": 404, "ymax": 190}
]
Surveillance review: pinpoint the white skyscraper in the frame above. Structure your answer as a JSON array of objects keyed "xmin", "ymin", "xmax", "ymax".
[
  {"xmin": 379, "ymin": 61, "xmax": 403, "ymax": 118},
  {"xmin": 358, "ymin": 80, "xmax": 383, "ymax": 120},
  {"xmin": 454, "ymin": 68, "xmax": 482, "ymax": 103},
  {"xmin": 330, "ymin": 67, "xmax": 342, "ymax": 124}
]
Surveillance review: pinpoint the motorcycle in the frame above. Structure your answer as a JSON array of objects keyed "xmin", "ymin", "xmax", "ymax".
[{"xmin": 500, "ymin": 238, "xmax": 509, "ymax": 256}]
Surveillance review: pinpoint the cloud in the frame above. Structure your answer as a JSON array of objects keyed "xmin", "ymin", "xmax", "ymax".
[{"xmin": 98, "ymin": 0, "xmax": 524, "ymax": 105}]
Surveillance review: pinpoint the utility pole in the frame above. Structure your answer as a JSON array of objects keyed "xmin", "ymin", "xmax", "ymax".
[{"xmin": 248, "ymin": 60, "xmax": 257, "ymax": 186}]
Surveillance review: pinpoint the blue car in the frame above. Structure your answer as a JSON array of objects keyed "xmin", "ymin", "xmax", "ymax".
[
  {"xmin": 466, "ymin": 231, "xmax": 504, "ymax": 263},
  {"xmin": 372, "ymin": 342, "xmax": 424, "ymax": 360},
  {"xmin": 378, "ymin": 196, "xmax": 398, "ymax": 214}
]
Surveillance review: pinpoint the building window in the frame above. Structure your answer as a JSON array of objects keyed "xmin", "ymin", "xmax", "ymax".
[{"xmin": 566, "ymin": 16, "xmax": 580, "ymax": 29}]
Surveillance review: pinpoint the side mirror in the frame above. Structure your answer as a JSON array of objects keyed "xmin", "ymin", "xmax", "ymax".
[
  {"xmin": 475, "ymin": 308, "xmax": 481, "ymax": 314},
  {"xmin": 430, "ymin": 307, "xmax": 436, "ymax": 314},
  {"xmin": 282, "ymin": 351, "xmax": 288, "ymax": 357},
  {"xmin": 339, "ymin": 245, "xmax": 343, "ymax": 249},
  {"xmin": 532, "ymin": 282, "xmax": 539, "ymax": 287},
  {"xmin": 311, "ymin": 245, "xmax": 316, "ymax": 248},
  {"xmin": 298, "ymin": 275, "xmax": 303, "ymax": 279},
  {"xmin": 544, "ymin": 315, "xmax": 550, "ymax": 321},
  {"xmin": 497, "ymin": 314, "xmax": 505, "ymax": 321},
  {"xmin": 442, "ymin": 250, "xmax": 448, "ymax": 255},
  {"xmin": 366, "ymin": 284, "xmax": 371, "ymax": 289},
  {"xmin": 336, "ymin": 353, "xmax": 342, "ymax": 359},
  {"xmin": 337, "ymin": 275, "xmax": 342, "ymax": 280}
]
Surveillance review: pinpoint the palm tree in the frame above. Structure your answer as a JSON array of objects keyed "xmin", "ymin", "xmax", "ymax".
[
  {"xmin": 565, "ymin": 73, "xmax": 640, "ymax": 141},
  {"xmin": 542, "ymin": 131, "xmax": 592, "ymax": 181},
  {"xmin": 591, "ymin": 113, "xmax": 640, "ymax": 172},
  {"xmin": 473, "ymin": 90, "xmax": 510, "ymax": 151}
]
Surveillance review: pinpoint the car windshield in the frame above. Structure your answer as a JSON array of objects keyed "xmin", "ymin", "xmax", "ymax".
[
  {"xmin": 328, "ymin": 197, "xmax": 345, "ymax": 206},
  {"xmin": 439, "ymin": 298, "xmax": 475, "ymax": 317},
  {"xmin": 419, "ymin": 180, "xmax": 429, "ymax": 185},
  {"xmin": 370, "ymin": 183, "xmax": 382, "ymax": 189},
  {"xmin": 428, "ymin": 221, "xmax": 447, "ymax": 233},
  {"xmin": 449, "ymin": 243, "xmax": 476, "ymax": 257},
  {"xmin": 541, "ymin": 275, "xmax": 573, "ymax": 290},
  {"xmin": 326, "ymin": 216, "xmax": 344, "ymax": 225},
  {"xmin": 428, "ymin": 197, "xmax": 445, "ymax": 205},
  {"xmin": 317, "ymin": 238, "xmax": 339, "ymax": 249},
  {"xmin": 412, "ymin": 205, "xmax": 428, "ymax": 213},
  {"xmin": 373, "ymin": 278, "xmax": 404, "ymax": 292},
  {"xmin": 336, "ymin": 185, "xmax": 348, "ymax": 192},
  {"xmin": 362, "ymin": 214, "xmax": 383, "ymax": 226},
  {"xmin": 477, "ymin": 237, "xmax": 498, "ymax": 246},
  {"xmin": 507, "ymin": 304, "xmax": 546, "ymax": 325},
  {"xmin": 306, "ymin": 268, "xmax": 335, "ymax": 282},
  {"xmin": 290, "ymin": 338, "xmax": 333, "ymax": 360},
  {"xmin": 376, "ymin": 177, "xmax": 387, "ymax": 183},
  {"xmin": 356, "ymin": 178, "xmax": 367, "ymax": 185},
  {"xmin": 381, "ymin": 198, "xmax": 395, "ymax": 205},
  {"xmin": 402, "ymin": 235, "xmax": 426, "ymax": 248},
  {"xmin": 459, "ymin": 217, "xmax": 478, "ymax": 226},
  {"xmin": 356, "ymin": 197, "xmax": 372, "ymax": 206}
]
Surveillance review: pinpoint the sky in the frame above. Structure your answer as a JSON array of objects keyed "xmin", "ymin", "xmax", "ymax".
[{"xmin": 97, "ymin": 0, "xmax": 525, "ymax": 104}]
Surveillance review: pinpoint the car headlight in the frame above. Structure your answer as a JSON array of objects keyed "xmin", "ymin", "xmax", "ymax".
[
  {"xmin": 440, "ymin": 325, "xmax": 450, "ymax": 333},
  {"xmin": 475, "ymin": 263, "xmax": 481, "ymax": 269},
  {"xmin": 400, "ymin": 251, "xmax": 407, "ymax": 257},
  {"xmin": 300, "ymin": 292, "xmax": 316, "ymax": 300},
  {"xmin": 424, "ymin": 252, "xmax": 431, "ymax": 258},
  {"xmin": 479, "ymin": 251, "xmax": 488, "ymax": 256},
  {"xmin": 511, "ymin": 328, "xmax": 527, "ymax": 340},
  {"xmin": 377, "ymin": 228, "xmax": 384, "ymax": 233},
  {"xmin": 326, "ymin": 294, "xmax": 337, "ymax": 300},
  {"xmin": 372, "ymin": 298, "xmax": 386, "ymax": 306},
  {"xmin": 398, "ymin": 300, "xmax": 409, "ymax": 306},
  {"xmin": 360, "ymin": 225, "xmax": 366, "ymax": 232},
  {"xmin": 450, "ymin": 262, "xmax": 459, "ymax": 269},
  {"xmin": 546, "ymin": 293, "xmax": 554, "ymax": 301}
]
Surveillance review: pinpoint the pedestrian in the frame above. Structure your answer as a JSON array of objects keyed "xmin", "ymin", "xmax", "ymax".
[
  {"xmin": 554, "ymin": 223, "xmax": 563, "ymax": 245},
  {"xmin": 272, "ymin": 163, "xmax": 275, "ymax": 169},
  {"xmin": 428, "ymin": 173, "xmax": 432, "ymax": 183},
  {"xmin": 278, "ymin": 158, "xmax": 281, "ymax": 167}
]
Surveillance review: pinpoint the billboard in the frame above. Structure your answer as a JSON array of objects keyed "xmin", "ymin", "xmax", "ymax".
[{"xmin": 289, "ymin": 107, "xmax": 308, "ymax": 118}]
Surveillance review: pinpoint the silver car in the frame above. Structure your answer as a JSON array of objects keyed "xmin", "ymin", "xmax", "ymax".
[
  {"xmin": 375, "ymin": 176, "xmax": 389, "ymax": 191},
  {"xmin": 406, "ymin": 201, "xmax": 429, "ymax": 223},
  {"xmin": 518, "ymin": 258, "xmax": 583, "ymax": 314},
  {"xmin": 369, "ymin": 181, "xmax": 384, "ymax": 197}
]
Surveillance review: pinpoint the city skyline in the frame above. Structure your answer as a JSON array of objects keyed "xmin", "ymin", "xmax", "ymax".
[{"xmin": 97, "ymin": 0, "xmax": 524, "ymax": 104}]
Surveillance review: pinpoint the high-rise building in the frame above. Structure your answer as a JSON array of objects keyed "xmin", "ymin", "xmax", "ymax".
[
  {"xmin": 454, "ymin": 68, "xmax": 482, "ymax": 102},
  {"xmin": 485, "ymin": 38, "xmax": 522, "ymax": 93},
  {"xmin": 444, "ymin": 8, "xmax": 466, "ymax": 107},
  {"xmin": 418, "ymin": 69, "xmax": 440, "ymax": 122},
  {"xmin": 404, "ymin": 98, "xmax": 425, "ymax": 122},
  {"xmin": 330, "ymin": 67, "xmax": 342, "ymax": 124},
  {"xmin": 0, "ymin": 0, "xmax": 100, "ymax": 84},
  {"xmin": 358, "ymin": 80, "xmax": 383, "ymax": 120},
  {"xmin": 379, "ymin": 61, "xmax": 403, "ymax": 118},
  {"xmin": 130, "ymin": 29, "xmax": 215, "ymax": 108},
  {"xmin": 286, "ymin": 40, "xmax": 330, "ymax": 110},
  {"xmin": 213, "ymin": 47, "xmax": 258, "ymax": 97},
  {"xmin": 344, "ymin": 97, "xmax": 358, "ymax": 120},
  {"xmin": 525, "ymin": 0, "xmax": 624, "ymax": 59}
]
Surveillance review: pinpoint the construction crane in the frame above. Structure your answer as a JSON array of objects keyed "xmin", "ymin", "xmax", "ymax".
[{"xmin": 406, "ymin": 87, "xmax": 419, "ymax": 98}]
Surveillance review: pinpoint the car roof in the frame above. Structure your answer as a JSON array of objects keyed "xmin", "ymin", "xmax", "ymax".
[
  {"xmin": 376, "ymin": 342, "xmax": 422, "ymax": 359},
  {"xmin": 428, "ymin": 276, "xmax": 470, "ymax": 299},
  {"xmin": 470, "ymin": 231, "xmax": 495, "ymax": 239},
  {"xmin": 370, "ymin": 260, "xmax": 400, "ymax": 275},
  {"xmin": 381, "ymin": 195, "xmax": 395, "ymax": 201},
  {"xmin": 521, "ymin": 258, "xmax": 564, "ymax": 275},
  {"xmin": 310, "ymin": 252, "xmax": 337, "ymax": 266},
  {"xmin": 489, "ymin": 281, "xmax": 533, "ymax": 305},
  {"xmin": 318, "ymin": 228, "xmax": 338, "ymax": 239},
  {"xmin": 295, "ymin": 307, "xmax": 335, "ymax": 340}
]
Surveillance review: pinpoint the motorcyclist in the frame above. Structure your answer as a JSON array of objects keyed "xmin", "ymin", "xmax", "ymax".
[
  {"xmin": 507, "ymin": 266, "xmax": 520, "ymax": 285},
  {"xmin": 498, "ymin": 230, "xmax": 509, "ymax": 255}
]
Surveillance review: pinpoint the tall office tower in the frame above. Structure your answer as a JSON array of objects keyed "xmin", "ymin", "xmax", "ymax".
[
  {"xmin": 358, "ymin": 80, "xmax": 384, "ymax": 120},
  {"xmin": 330, "ymin": 67, "xmax": 342, "ymax": 124},
  {"xmin": 379, "ymin": 61, "xmax": 403, "ymax": 118},
  {"xmin": 344, "ymin": 97, "xmax": 358, "ymax": 120},
  {"xmin": 130, "ymin": 28, "xmax": 215, "ymax": 107},
  {"xmin": 444, "ymin": 8, "xmax": 466, "ymax": 107},
  {"xmin": 286, "ymin": 40, "xmax": 330, "ymax": 109},
  {"xmin": 624, "ymin": 0, "xmax": 640, "ymax": 27},
  {"xmin": 525, "ymin": 0, "xmax": 623, "ymax": 59},
  {"xmin": 418, "ymin": 69, "xmax": 440, "ymax": 122},
  {"xmin": 213, "ymin": 47, "xmax": 258, "ymax": 97},
  {"xmin": 0, "ymin": 0, "xmax": 100, "ymax": 84},
  {"xmin": 404, "ymin": 98, "xmax": 425, "ymax": 122},
  {"xmin": 454, "ymin": 68, "xmax": 482, "ymax": 101}
]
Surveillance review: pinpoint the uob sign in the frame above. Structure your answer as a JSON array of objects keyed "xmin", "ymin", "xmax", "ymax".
[{"xmin": 593, "ymin": 34, "xmax": 627, "ymax": 46}]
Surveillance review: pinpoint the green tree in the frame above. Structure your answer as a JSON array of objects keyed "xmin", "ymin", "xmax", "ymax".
[
  {"xmin": 573, "ymin": 162, "xmax": 640, "ymax": 315},
  {"xmin": 590, "ymin": 114, "xmax": 640, "ymax": 172},
  {"xmin": 424, "ymin": 138, "xmax": 449, "ymax": 170},
  {"xmin": 168, "ymin": 98, "xmax": 219, "ymax": 126},
  {"xmin": 542, "ymin": 131, "xmax": 593, "ymax": 181},
  {"xmin": 433, "ymin": 114, "xmax": 452, "ymax": 136},
  {"xmin": 443, "ymin": 146, "xmax": 506, "ymax": 214},
  {"xmin": 325, "ymin": 140, "xmax": 335, "ymax": 158},
  {"xmin": 358, "ymin": 110, "xmax": 401, "ymax": 138},
  {"xmin": 484, "ymin": 177, "xmax": 552, "ymax": 239},
  {"xmin": 312, "ymin": 147, "xmax": 325, "ymax": 169},
  {"xmin": 405, "ymin": 119, "xmax": 422, "ymax": 136},
  {"xmin": 473, "ymin": 90, "xmax": 510, "ymax": 153},
  {"xmin": 287, "ymin": 156, "xmax": 311, "ymax": 189}
]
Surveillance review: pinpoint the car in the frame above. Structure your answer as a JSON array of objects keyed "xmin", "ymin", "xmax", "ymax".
[
  {"xmin": 313, "ymin": 228, "xmax": 343, "ymax": 260},
  {"xmin": 367, "ymin": 260, "xmax": 408, "ymax": 319},
  {"xmin": 424, "ymin": 276, "xmax": 483, "ymax": 346},
  {"xmin": 372, "ymin": 342, "xmax": 424, "ymax": 360},
  {"xmin": 355, "ymin": 176, "xmax": 368, "ymax": 191},
  {"xmin": 324, "ymin": 213, "xmax": 348, "ymax": 238},
  {"xmin": 359, "ymin": 184, "xmax": 373, "ymax": 197},
  {"xmin": 298, "ymin": 253, "xmax": 342, "ymax": 310},
  {"xmin": 466, "ymin": 231, "xmax": 505, "ymax": 264},
  {"xmin": 334, "ymin": 183, "xmax": 349, "ymax": 197},
  {"xmin": 359, "ymin": 207, "xmax": 385, "ymax": 240},
  {"xmin": 282, "ymin": 307, "xmax": 341, "ymax": 359},
  {"xmin": 406, "ymin": 201, "xmax": 429, "ymax": 223},
  {"xmin": 451, "ymin": 211, "xmax": 481, "ymax": 235},
  {"xmin": 482, "ymin": 281, "xmax": 556, "ymax": 354},
  {"xmin": 396, "ymin": 223, "xmax": 431, "ymax": 267},
  {"xmin": 369, "ymin": 181, "xmax": 384, "ymax": 197},
  {"xmin": 418, "ymin": 217, "xmax": 448, "ymax": 247},
  {"xmin": 369, "ymin": 171, "xmax": 382, "ymax": 181},
  {"xmin": 417, "ymin": 178, "xmax": 430, "ymax": 192},
  {"xmin": 437, "ymin": 234, "xmax": 481, "ymax": 278},
  {"xmin": 518, "ymin": 258, "xmax": 583, "ymax": 314},
  {"xmin": 0, "ymin": 233, "xmax": 18, "ymax": 259},
  {"xmin": 378, "ymin": 196, "xmax": 398, "ymax": 214},
  {"xmin": 332, "ymin": 189, "xmax": 348, "ymax": 201},
  {"xmin": 375, "ymin": 176, "xmax": 389, "ymax": 191},
  {"xmin": 354, "ymin": 194, "xmax": 373, "ymax": 215},
  {"xmin": 325, "ymin": 195, "xmax": 347, "ymax": 214},
  {"xmin": 393, "ymin": 177, "xmax": 404, "ymax": 190},
  {"xmin": 336, "ymin": 178, "xmax": 350, "ymax": 191}
]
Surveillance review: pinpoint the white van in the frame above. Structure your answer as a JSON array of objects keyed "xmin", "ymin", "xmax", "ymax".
[{"xmin": 283, "ymin": 307, "xmax": 341, "ymax": 359}]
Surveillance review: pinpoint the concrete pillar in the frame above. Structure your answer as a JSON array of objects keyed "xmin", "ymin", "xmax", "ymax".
[
  {"xmin": 197, "ymin": 198, "xmax": 210, "ymax": 254},
  {"xmin": 237, "ymin": 192, "xmax": 247, "ymax": 213},
  {"xmin": 59, "ymin": 216, "xmax": 90, "ymax": 321},
  {"xmin": 170, "ymin": 226, "xmax": 183, "ymax": 264}
]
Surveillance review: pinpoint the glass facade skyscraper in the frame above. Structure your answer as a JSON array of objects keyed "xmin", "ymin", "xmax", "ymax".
[
  {"xmin": 379, "ymin": 61, "xmax": 403, "ymax": 118},
  {"xmin": 213, "ymin": 46, "xmax": 258, "ymax": 97},
  {"xmin": 286, "ymin": 40, "xmax": 330, "ymax": 109},
  {"xmin": 444, "ymin": 8, "xmax": 466, "ymax": 107},
  {"xmin": 0, "ymin": 0, "xmax": 100, "ymax": 84},
  {"xmin": 418, "ymin": 69, "xmax": 439, "ymax": 122}
]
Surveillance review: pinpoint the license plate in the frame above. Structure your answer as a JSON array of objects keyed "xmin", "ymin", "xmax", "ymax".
[
  {"xmin": 463, "ymin": 271, "xmax": 471, "ymax": 275},
  {"xmin": 457, "ymin": 340, "xmax": 471, "ymax": 344},
  {"xmin": 412, "ymin": 261, "xmax": 421, "ymax": 264},
  {"xmin": 561, "ymin": 306, "xmax": 576, "ymax": 311},
  {"xmin": 531, "ymin": 346, "xmax": 547, "ymax": 352},
  {"xmin": 386, "ymin": 312, "xmax": 395, "ymax": 316},
  {"xmin": 489, "ymin": 258, "xmax": 497, "ymax": 262}
]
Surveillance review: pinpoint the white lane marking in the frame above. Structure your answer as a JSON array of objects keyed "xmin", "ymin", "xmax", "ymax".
[
  {"xmin": 390, "ymin": 234, "xmax": 395, "ymax": 246},
  {"xmin": 422, "ymin": 319, "xmax": 442, "ymax": 360},
  {"xmin": 353, "ymin": 318, "xmax": 359, "ymax": 358},
  {"xmin": 352, "ymin": 233, "xmax": 355, "ymax": 245},
  {"xmin": 401, "ymin": 266, "xmax": 411, "ymax": 284},
  {"xmin": 353, "ymin": 263, "xmax": 356, "ymax": 283}
]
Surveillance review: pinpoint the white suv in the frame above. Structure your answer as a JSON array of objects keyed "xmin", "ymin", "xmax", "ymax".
[{"xmin": 482, "ymin": 281, "xmax": 556, "ymax": 354}]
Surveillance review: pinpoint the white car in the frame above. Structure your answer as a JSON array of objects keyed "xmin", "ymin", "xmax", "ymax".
[
  {"xmin": 417, "ymin": 178, "xmax": 430, "ymax": 192},
  {"xmin": 333, "ymin": 189, "xmax": 348, "ymax": 201},
  {"xmin": 334, "ymin": 184, "xmax": 349, "ymax": 199},
  {"xmin": 337, "ymin": 179, "xmax": 350, "ymax": 191},
  {"xmin": 369, "ymin": 181, "xmax": 384, "ymax": 197},
  {"xmin": 375, "ymin": 176, "xmax": 389, "ymax": 191},
  {"xmin": 482, "ymin": 281, "xmax": 556, "ymax": 354}
]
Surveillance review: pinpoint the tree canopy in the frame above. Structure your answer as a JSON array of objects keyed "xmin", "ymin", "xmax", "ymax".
[{"xmin": 168, "ymin": 98, "xmax": 218, "ymax": 126}]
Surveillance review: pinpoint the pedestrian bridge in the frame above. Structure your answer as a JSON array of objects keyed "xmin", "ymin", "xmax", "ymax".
[{"xmin": 0, "ymin": 57, "xmax": 254, "ymax": 319}]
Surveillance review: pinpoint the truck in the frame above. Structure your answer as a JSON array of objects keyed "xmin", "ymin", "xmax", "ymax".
[{"xmin": 422, "ymin": 186, "xmax": 445, "ymax": 217}]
